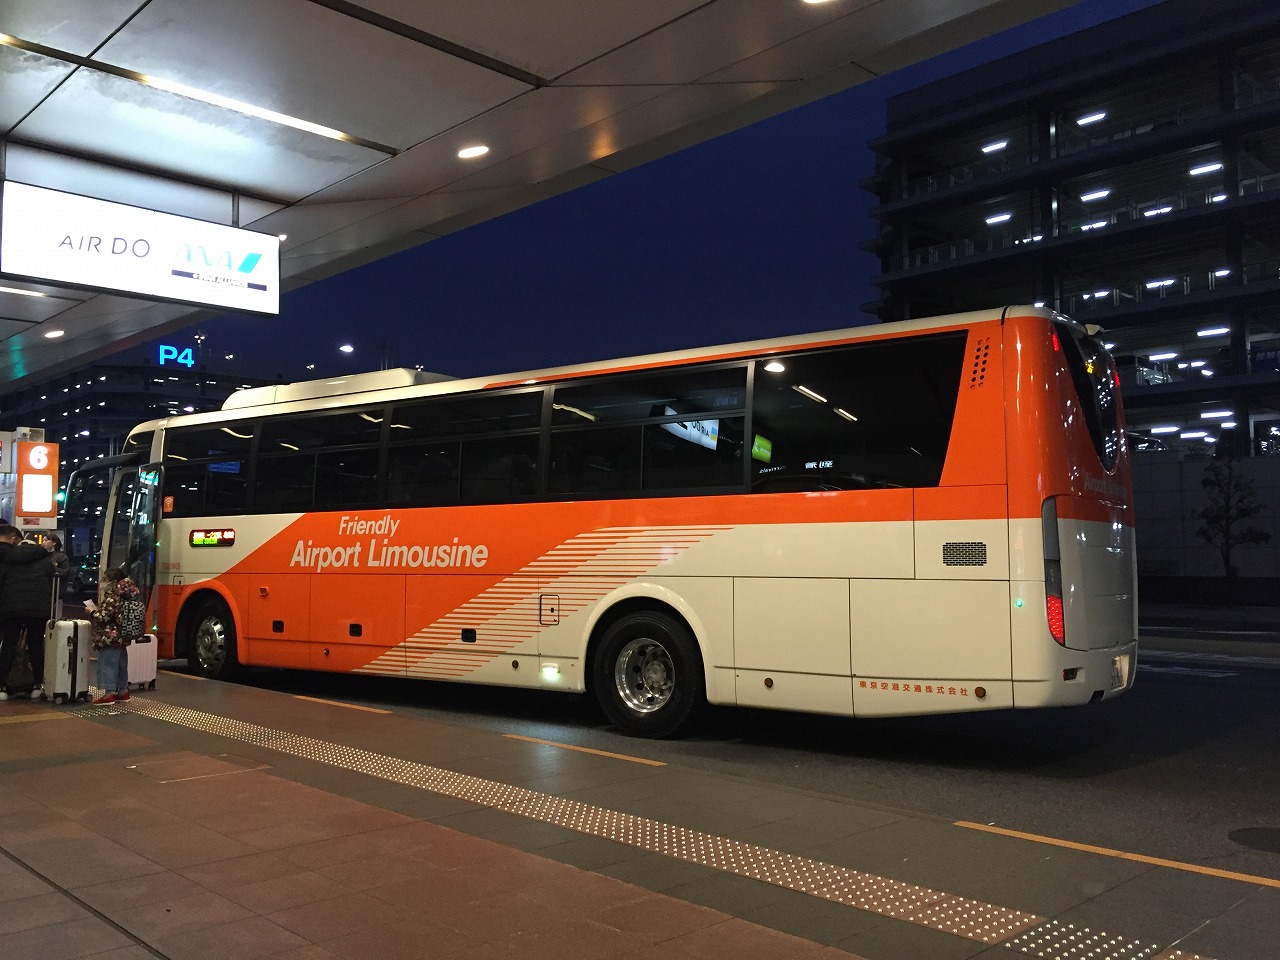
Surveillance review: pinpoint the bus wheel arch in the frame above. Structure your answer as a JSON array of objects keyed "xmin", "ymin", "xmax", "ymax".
[
  {"xmin": 587, "ymin": 599, "xmax": 706, "ymax": 738},
  {"xmin": 178, "ymin": 590, "xmax": 241, "ymax": 680}
]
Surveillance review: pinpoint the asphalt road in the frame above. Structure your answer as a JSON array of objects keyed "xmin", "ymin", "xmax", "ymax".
[{"xmin": 228, "ymin": 641, "xmax": 1280, "ymax": 885}]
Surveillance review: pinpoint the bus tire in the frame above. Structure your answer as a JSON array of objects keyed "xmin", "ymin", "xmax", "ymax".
[
  {"xmin": 592, "ymin": 611, "xmax": 704, "ymax": 738},
  {"xmin": 188, "ymin": 598, "xmax": 240, "ymax": 680}
]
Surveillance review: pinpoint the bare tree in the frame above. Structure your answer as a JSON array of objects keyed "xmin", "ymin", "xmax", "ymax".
[{"xmin": 1194, "ymin": 458, "xmax": 1271, "ymax": 593}]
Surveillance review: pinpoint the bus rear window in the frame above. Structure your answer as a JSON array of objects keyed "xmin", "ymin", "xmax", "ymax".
[{"xmin": 1054, "ymin": 322, "xmax": 1121, "ymax": 471}]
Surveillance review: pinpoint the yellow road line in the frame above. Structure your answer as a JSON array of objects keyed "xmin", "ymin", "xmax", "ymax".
[
  {"xmin": 291, "ymin": 694, "xmax": 391, "ymax": 714},
  {"xmin": 0, "ymin": 711, "xmax": 72, "ymax": 725},
  {"xmin": 505, "ymin": 733, "xmax": 666, "ymax": 766},
  {"xmin": 956, "ymin": 820, "xmax": 1280, "ymax": 889}
]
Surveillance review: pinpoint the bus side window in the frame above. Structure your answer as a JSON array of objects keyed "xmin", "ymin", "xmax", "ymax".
[
  {"xmin": 255, "ymin": 454, "xmax": 316, "ymax": 512},
  {"xmin": 460, "ymin": 435, "xmax": 540, "ymax": 503},
  {"xmin": 642, "ymin": 417, "xmax": 744, "ymax": 491},
  {"xmin": 549, "ymin": 426, "xmax": 642, "ymax": 496},
  {"xmin": 385, "ymin": 442, "xmax": 460, "ymax": 506}
]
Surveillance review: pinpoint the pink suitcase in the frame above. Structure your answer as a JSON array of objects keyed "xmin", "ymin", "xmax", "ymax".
[{"xmin": 128, "ymin": 634, "xmax": 158, "ymax": 690}]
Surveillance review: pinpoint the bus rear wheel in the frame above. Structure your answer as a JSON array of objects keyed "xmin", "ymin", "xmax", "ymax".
[
  {"xmin": 188, "ymin": 598, "xmax": 239, "ymax": 680},
  {"xmin": 592, "ymin": 611, "xmax": 704, "ymax": 738}
]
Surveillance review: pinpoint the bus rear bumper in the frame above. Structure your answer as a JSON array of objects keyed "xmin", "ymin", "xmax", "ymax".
[{"xmin": 1012, "ymin": 640, "xmax": 1138, "ymax": 708}]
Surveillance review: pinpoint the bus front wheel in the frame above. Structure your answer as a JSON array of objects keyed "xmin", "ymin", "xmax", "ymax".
[
  {"xmin": 592, "ymin": 611, "xmax": 704, "ymax": 738},
  {"xmin": 188, "ymin": 599, "xmax": 239, "ymax": 680}
]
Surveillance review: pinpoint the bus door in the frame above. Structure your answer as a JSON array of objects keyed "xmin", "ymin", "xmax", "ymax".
[{"xmin": 103, "ymin": 465, "xmax": 162, "ymax": 627}]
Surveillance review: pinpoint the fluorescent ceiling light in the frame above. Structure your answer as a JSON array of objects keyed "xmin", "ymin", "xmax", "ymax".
[
  {"xmin": 1, "ymin": 284, "xmax": 49, "ymax": 298},
  {"xmin": 1211, "ymin": 194, "xmax": 1228, "ymax": 202},
  {"xmin": 1145, "ymin": 279, "xmax": 1175, "ymax": 289},
  {"xmin": 793, "ymin": 385, "xmax": 827, "ymax": 403},
  {"xmin": 1189, "ymin": 162, "xmax": 1223, "ymax": 176},
  {"xmin": 834, "ymin": 408, "xmax": 858, "ymax": 422},
  {"xmin": 1143, "ymin": 206, "xmax": 1173, "ymax": 217},
  {"xmin": 43, "ymin": 329, "xmax": 65, "ymax": 339},
  {"xmin": 1197, "ymin": 326, "xmax": 1230, "ymax": 337},
  {"xmin": 985, "ymin": 213, "xmax": 1012, "ymax": 225},
  {"xmin": 1222, "ymin": 422, "xmax": 1237, "ymax": 428},
  {"xmin": 1103, "ymin": 342, "xmax": 1115, "ymax": 349},
  {"xmin": 1213, "ymin": 269, "xmax": 1231, "ymax": 278},
  {"xmin": 1190, "ymin": 360, "xmax": 1206, "ymax": 368},
  {"xmin": 981, "ymin": 140, "xmax": 1008, "ymax": 153},
  {"xmin": 1180, "ymin": 431, "xmax": 1207, "ymax": 439},
  {"xmin": 1200, "ymin": 410, "xmax": 1233, "ymax": 419},
  {"xmin": 457, "ymin": 145, "xmax": 489, "ymax": 159},
  {"xmin": 1150, "ymin": 426, "xmax": 1179, "ymax": 434},
  {"xmin": 142, "ymin": 74, "xmax": 355, "ymax": 143},
  {"xmin": 1080, "ymin": 189, "xmax": 1111, "ymax": 202},
  {"xmin": 1149, "ymin": 352, "xmax": 1177, "ymax": 361},
  {"xmin": 763, "ymin": 361, "xmax": 786, "ymax": 373},
  {"xmin": 1081, "ymin": 220, "xmax": 1108, "ymax": 231},
  {"xmin": 339, "ymin": 344, "xmax": 355, "ymax": 353},
  {"xmin": 1093, "ymin": 289, "xmax": 1109, "ymax": 298},
  {"xmin": 1076, "ymin": 111, "xmax": 1107, "ymax": 126},
  {"xmin": 1201, "ymin": 369, "xmax": 1214, "ymax": 377}
]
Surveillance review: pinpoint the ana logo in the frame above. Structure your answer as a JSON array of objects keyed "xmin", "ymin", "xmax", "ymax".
[{"xmin": 180, "ymin": 244, "xmax": 263, "ymax": 274}]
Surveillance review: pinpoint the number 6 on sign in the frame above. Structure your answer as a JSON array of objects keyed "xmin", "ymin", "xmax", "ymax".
[{"xmin": 16, "ymin": 440, "xmax": 59, "ymax": 518}]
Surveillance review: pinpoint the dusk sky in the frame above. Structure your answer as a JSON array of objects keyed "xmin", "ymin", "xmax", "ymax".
[{"xmin": 128, "ymin": 0, "xmax": 1163, "ymax": 383}]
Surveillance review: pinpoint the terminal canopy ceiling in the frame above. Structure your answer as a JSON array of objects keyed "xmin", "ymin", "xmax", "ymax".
[{"xmin": 0, "ymin": 0, "xmax": 1071, "ymax": 388}]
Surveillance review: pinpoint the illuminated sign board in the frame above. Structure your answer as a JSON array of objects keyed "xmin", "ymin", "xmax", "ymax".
[
  {"xmin": 190, "ymin": 528, "xmax": 236, "ymax": 547},
  {"xmin": 16, "ymin": 441, "xmax": 59, "ymax": 519},
  {"xmin": 159, "ymin": 344, "xmax": 195, "ymax": 367},
  {"xmin": 0, "ymin": 182, "xmax": 279, "ymax": 314}
]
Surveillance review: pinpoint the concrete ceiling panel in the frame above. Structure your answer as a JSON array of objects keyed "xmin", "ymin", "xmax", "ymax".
[
  {"xmin": 353, "ymin": 0, "xmax": 707, "ymax": 80},
  {"xmin": 91, "ymin": 0, "xmax": 531, "ymax": 151},
  {"xmin": 310, "ymin": 84, "xmax": 677, "ymax": 205},
  {"xmin": 0, "ymin": 44, "xmax": 76, "ymax": 133},
  {"xmin": 0, "ymin": 0, "xmax": 146, "ymax": 56},
  {"xmin": 11, "ymin": 70, "xmax": 386, "ymax": 202}
]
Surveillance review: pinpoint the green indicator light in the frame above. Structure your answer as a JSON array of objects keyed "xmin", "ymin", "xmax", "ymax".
[{"xmin": 1014, "ymin": 599, "xmax": 1024, "ymax": 608}]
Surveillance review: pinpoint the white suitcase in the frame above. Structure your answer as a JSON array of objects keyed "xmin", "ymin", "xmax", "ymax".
[
  {"xmin": 128, "ymin": 634, "xmax": 158, "ymax": 690},
  {"xmin": 44, "ymin": 619, "xmax": 91, "ymax": 705}
]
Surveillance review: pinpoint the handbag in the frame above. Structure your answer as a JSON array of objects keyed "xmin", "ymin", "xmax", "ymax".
[{"xmin": 5, "ymin": 631, "xmax": 35, "ymax": 693}]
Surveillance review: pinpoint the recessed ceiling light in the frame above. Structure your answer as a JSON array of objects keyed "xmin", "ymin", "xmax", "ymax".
[
  {"xmin": 458, "ymin": 145, "xmax": 489, "ymax": 159},
  {"xmin": 339, "ymin": 344, "xmax": 355, "ymax": 354},
  {"xmin": 43, "ymin": 329, "xmax": 65, "ymax": 339}
]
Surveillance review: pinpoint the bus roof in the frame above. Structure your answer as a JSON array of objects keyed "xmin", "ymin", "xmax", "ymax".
[{"xmin": 130, "ymin": 305, "xmax": 1057, "ymax": 437}]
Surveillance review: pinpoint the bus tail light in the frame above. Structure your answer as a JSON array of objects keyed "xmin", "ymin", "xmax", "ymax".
[{"xmin": 1042, "ymin": 497, "xmax": 1066, "ymax": 646}]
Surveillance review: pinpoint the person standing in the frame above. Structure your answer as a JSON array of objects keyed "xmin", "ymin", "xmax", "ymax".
[
  {"xmin": 42, "ymin": 534, "xmax": 71, "ymax": 577},
  {"xmin": 0, "ymin": 534, "xmax": 55, "ymax": 700},
  {"xmin": 88, "ymin": 567, "xmax": 143, "ymax": 704}
]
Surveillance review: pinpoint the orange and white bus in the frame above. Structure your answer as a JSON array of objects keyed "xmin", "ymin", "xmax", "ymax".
[{"xmin": 70, "ymin": 305, "xmax": 1137, "ymax": 737}]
